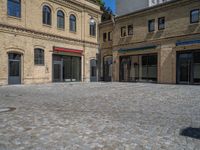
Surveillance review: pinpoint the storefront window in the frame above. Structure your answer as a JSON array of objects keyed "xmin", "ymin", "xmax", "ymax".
[
  {"xmin": 193, "ymin": 52, "xmax": 200, "ymax": 83},
  {"xmin": 120, "ymin": 54, "xmax": 157, "ymax": 82}
]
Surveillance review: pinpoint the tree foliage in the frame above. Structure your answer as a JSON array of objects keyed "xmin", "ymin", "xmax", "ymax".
[{"xmin": 91, "ymin": 0, "xmax": 113, "ymax": 22}]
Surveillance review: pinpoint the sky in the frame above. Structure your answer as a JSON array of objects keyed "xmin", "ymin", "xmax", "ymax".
[{"xmin": 104, "ymin": 0, "xmax": 116, "ymax": 13}]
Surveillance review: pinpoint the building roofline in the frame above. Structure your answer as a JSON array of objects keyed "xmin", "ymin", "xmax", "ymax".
[{"xmin": 115, "ymin": 0, "xmax": 192, "ymax": 21}]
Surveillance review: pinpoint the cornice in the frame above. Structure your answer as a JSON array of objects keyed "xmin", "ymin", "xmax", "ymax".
[
  {"xmin": 0, "ymin": 23, "xmax": 98, "ymax": 48},
  {"xmin": 115, "ymin": 0, "xmax": 196, "ymax": 22},
  {"xmin": 49, "ymin": 0, "xmax": 102, "ymax": 15},
  {"xmin": 112, "ymin": 33, "xmax": 200, "ymax": 49}
]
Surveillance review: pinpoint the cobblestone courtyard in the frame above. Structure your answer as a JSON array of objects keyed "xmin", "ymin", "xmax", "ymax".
[{"xmin": 0, "ymin": 83, "xmax": 200, "ymax": 150}]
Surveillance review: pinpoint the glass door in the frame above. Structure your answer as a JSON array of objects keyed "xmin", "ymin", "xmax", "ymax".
[
  {"xmin": 177, "ymin": 53, "xmax": 192, "ymax": 84},
  {"xmin": 63, "ymin": 56, "xmax": 71, "ymax": 82},
  {"xmin": 193, "ymin": 52, "xmax": 200, "ymax": 84},
  {"xmin": 103, "ymin": 56, "xmax": 112, "ymax": 82},
  {"xmin": 8, "ymin": 53, "xmax": 21, "ymax": 85},
  {"xmin": 120, "ymin": 57, "xmax": 131, "ymax": 82},
  {"xmin": 53, "ymin": 61, "xmax": 63, "ymax": 82},
  {"xmin": 71, "ymin": 57, "xmax": 81, "ymax": 82}
]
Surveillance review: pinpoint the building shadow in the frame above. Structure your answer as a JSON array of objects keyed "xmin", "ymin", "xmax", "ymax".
[{"xmin": 180, "ymin": 127, "xmax": 200, "ymax": 140}]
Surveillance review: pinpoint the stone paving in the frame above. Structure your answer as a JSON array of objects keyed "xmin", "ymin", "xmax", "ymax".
[{"xmin": 0, "ymin": 82, "xmax": 200, "ymax": 150}]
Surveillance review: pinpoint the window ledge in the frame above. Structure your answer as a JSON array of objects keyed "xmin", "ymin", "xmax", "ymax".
[
  {"xmin": 127, "ymin": 34, "xmax": 133, "ymax": 37},
  {"xmin": 34, "ymin": 64, "xmax": 45, "ymax": 66},
  {"xmin": 189, "ymin": 22, "xmax": 199, "ymax": 25},
  {"xmin": 7, "ymin": 15, "xmax": 21, "ymax": 20},
  {"xmin": 43, "ymin": 24, "xmax": 52, "ymax": 28},
  {"xmin": 120, "ymin": 36, "xmax": 126, "ymax": 39},
  {"xmin": 69, "ymin": 31, "xmax": 77, "ymax": 34},
  {"xmin": 90, "ymin": 35, "xmax": 96, "ymax": 38},
  {"xmin": 57, "ymin": 28, "xmax": 65, "ymax": 31}
]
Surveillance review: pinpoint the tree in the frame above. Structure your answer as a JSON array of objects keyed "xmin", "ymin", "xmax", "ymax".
[{"xmin": 91, "ymin": 0, "xmax": 113, "ymax": 22}]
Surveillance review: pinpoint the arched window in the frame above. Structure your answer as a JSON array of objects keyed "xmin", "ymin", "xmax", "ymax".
[
  {"xmin": 7, "ymin": 0, "xmax": 21, "ymax": 17},
  {"xmin": 90, "ymin": 22, "xmax": 96, "ymax": 36},
  {"xmin": 43, "ymin": 5, "xmax": 51, "ymax": 25},
  {"xmin": 70, "ymin": 14, "xmax": 76, "ymax": 32},
  {"xmin": 57, "ymin": 10, "xmax": 65, "ymax": 29},
  {"xmin": 34, "ymin": 48, "xmax": 44, "ymax": 65}
]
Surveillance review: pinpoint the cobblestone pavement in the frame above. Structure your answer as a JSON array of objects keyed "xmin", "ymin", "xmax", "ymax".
[{"xmin": 0, "ymin": 83, "xmax": 200, "ymax": 150}]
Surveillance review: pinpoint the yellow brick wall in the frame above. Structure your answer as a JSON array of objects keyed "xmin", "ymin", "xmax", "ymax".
[
  {"xmin": 0, "ymin": 0, "xmax": 101, "ymax": 85},
  {"xmin": 99, "ymin": 0, "xmax": 200, "ymax": 83}
]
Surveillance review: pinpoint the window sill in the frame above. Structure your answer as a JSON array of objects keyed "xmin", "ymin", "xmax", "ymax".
[
  {"xmin": 190, "ymin": 22, "xmax": 199, "ymax": 25},
  {"xmin": 90, "ymin": 35, "xmax": 96, "ymax": 38},
  {"xmin": 57, "ymin": 28, "xmax": 65, "ymax": 31},
  {"xmin": 69, "ymin": 31, "xmax": 77, "ymax": 34},
  {"xmin": 148, "ymin": 31, "xmax": 155, "ymax": 33},
  {"xmin": 120, "ymin": 36, "xmax": 126, "ymax": 39},
  {"xmin": 34, "ymin": 64, "xmax": 45, "ymax": 66},
  {"xmin": 127, "ymin": 34, "xmax": 133, "ymax": 37},
  {"xmin": 7, "ymin": 15, "xmax": 21, "ymax": 20},
  {"xmin": 43, "ymin": 24, "xmax": 52, "ymax": 28}
]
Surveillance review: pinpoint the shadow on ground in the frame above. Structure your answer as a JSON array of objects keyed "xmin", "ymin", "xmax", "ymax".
[{"xmin": 180, "ymin": 127, "xmax": 200, "ymax": 140}]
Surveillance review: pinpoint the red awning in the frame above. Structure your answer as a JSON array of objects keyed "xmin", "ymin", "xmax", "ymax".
[{"xmin": 53, "ymin": 47, "xmax": 83, "ymax": 54}]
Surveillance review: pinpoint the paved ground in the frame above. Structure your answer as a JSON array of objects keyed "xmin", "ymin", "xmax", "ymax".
[{"xmin": 0, "ymin": 83, "xmax": 200, "ymax": 150}]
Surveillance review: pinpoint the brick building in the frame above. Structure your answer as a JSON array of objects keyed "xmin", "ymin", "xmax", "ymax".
[
  {"xmin": 100, "ymin": 0, "xmax": 200, "ymax": 84},
  {"xmin": 0, "ymin": 0, "xmax": 102, "ymax": 85}
]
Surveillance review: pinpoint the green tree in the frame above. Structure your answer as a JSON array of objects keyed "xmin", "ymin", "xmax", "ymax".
[{"xmin": 91, "ymin": 0, "xmax": 113, "ymax": 22}]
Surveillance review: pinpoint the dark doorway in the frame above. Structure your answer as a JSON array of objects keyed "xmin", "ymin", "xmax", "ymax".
[
  {"xmin": 8, "ymin": 53, "xmax": 21, "ymax": 85},
  {"xmin": 103, "ymin": 56, "xmax": 112, "ymax": 82},
  {"xmin": 53, "ymin": 55, "xmax": 81, "ymax": 82},
  {"xmin": 90, "ymin": 59, "xmax": 97, "ymax": 82},
  {"xmin": 177, "ymin": 51, "xmax": 200, "ymax": 85}
]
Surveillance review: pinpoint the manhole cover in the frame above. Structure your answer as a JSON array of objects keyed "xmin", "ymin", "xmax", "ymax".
[{"xmin": 0, "ymin": 107, "xmax": 16, "ymax": 113}]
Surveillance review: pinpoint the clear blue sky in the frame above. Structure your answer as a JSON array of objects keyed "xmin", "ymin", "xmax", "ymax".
[{"xmin": 104, "ymin": 0, "xmax": 116, "ymax": 13}]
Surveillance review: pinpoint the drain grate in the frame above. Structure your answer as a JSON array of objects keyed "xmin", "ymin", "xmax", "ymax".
[{"xmin": 0, "ymin": 107, "xmax": 16, "ymax": 113}]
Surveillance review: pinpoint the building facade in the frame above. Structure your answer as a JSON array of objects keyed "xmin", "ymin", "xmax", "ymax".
[
  {"xmin": 100, "ymin": 0, "xmax": 200, "ymax": 85},
  {"xmin": 116, "ymin": 0, "xmax": 171, "ymax": 16},
  {"xmin": 0, "ymin": 0, "xmax": 102, "ymax": 85}
]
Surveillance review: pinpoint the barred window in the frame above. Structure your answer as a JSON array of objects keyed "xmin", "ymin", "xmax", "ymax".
[
  {"xmin": 7, "ymin": 0, "xmax": 21, "ymax": 18},
  {"xmin": 43, "ymin": 5, "xmax": 51, "ymax": 25},
  {"xmin": 34, "ymin": 48, "xmax": 44, "ymax": 65},
  {"xmin": 57, "ymin": 10, "xmax": 65, "ymax": 29},
  {"xmin": 70, "ymin": 14, "xmax": 76, "ymax": 32}
]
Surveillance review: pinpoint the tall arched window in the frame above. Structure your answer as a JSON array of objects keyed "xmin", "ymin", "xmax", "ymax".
[
  {"xmin": 7, "ymin": 0, "xmax": 21, "ymax": 17},
  {"xmin": 57, "ymin": 10, "xmax": 65, "ymax": 29},
  {"xmin": 90, "ymin": 22, "xmax": 96, "ymax": 36},
  {"xmin": 43, "ymin": 5, "xmax": 51, "ymax": 25},
  {"xmin": 70, "ymin": 14, "xmax": 76, "ymax": 32}
]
